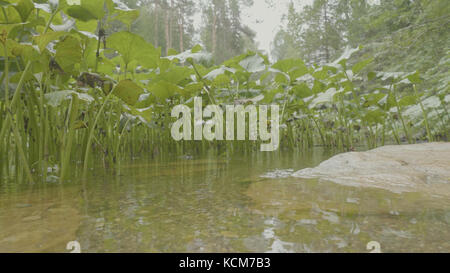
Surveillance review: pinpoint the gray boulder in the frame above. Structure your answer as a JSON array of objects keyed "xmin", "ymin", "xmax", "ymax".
[{"xmin": 292, "ymin": 143, "xmax": 450, "ymax": 195}]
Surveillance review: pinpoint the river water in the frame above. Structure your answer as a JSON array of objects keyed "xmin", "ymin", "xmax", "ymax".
[{"xmin": 1, "ymin": 149, "xmax": 450, "ymax": 253}]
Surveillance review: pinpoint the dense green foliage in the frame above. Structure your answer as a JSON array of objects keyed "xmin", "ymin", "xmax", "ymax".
[
  {"xmin": 273, "ymin": 0, "xmax": 449, "ymax": 124},
  {"xmin": 0, "ymin": 0, "xmax": 448, "ymax": 184},
  {"xmin": 123, "ymin": 0, "xmax": 198, "ymax": 56},
  {"xmin": 116, "ymin": 0, "xmax": 257, "ymax": 64}
]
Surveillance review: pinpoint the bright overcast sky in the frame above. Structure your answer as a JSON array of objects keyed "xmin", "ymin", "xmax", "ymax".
[
  {"xmin": 241, "ymin": 0, "xmax": 312, "ymax": 55},
  {"xmin": 194, "ymin": 0, "xmax": 312, "ymax": 57}
]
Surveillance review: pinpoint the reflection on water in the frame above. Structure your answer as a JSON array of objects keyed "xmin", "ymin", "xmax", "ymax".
[{"xmin": 0, "ymin": 149, "xmax": 449, "ymax": 253}]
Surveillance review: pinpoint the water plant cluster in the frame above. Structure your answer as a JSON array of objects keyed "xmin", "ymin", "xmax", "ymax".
[{"xmin": 0, "ymin": 0, "xmax": 448, "ymax": 183}]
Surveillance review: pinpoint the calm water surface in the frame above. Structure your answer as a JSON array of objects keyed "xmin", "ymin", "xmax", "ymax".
[{"xmin": 1, "ymin": 149, "xmax": 450, "ymax": 253}]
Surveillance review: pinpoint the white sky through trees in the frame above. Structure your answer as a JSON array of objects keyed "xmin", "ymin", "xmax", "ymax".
[
  {"xmin": 193, "ymin": 0, "xmax": 312, "ymax": 57},
  {"xmin": 241, "ymin": 0, "xmax": 312, "ymax": 55}
]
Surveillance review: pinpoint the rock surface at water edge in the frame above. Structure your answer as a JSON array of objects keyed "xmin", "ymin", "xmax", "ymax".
[{"xmin": 292, "ymin": 143, "xmax": 450, "ymax": 195}]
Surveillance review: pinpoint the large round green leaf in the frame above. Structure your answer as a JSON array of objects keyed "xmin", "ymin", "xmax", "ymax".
[
  {"xmin": 66, "ymin": 0, "xmax": 105, "ymax": 22},
  {"xmin": 33, "ymin": 31, "xmax": 65, "ymax": 52},
  {"xmin": 107, "ymin": 31, "xmax": 160, "ymax": 68},
  {"xmin": 239, "ymin": 54, "xmax": 266, "ymax": 73},
  {"xmin": 55, "ymin": 35, "xmax": 82, "ymax": 73},
  {"xmin": 66, "ymin": 6, "xmax": 98, "ymax": 22},
  {"xmin": 13, "ymin": 0, "xmax": 34, "ymax": 22},
  {"xmin": 112, "ymin": 79, "xmax": 144, "ymax": 106},
  {"xmin": 148, "ymin": 81, "xmax": 181, "ymax": 100}
]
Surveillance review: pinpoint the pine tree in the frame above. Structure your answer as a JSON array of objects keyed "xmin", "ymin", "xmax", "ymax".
[{"xmin": 201, "ymin": 0, "xmax": 256, "ymax": 64}]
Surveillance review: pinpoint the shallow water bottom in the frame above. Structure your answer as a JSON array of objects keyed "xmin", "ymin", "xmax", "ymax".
[{"xmin": 1, "ymin": 149, "xmax": 449, "ymax": 253}]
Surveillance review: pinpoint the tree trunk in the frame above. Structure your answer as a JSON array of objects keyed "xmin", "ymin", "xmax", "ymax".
[
  {"xmin": 154, "ymin": 0, "xmax": 159, "ymax": 48},
  {"xmin": 323, "ymin": 0, "xmax": 330, "ymax": 63},
  {"xmin": 165, "ymin": 7, "xmax": 170, "ymax": 55},
  {"xmin": 178, "ymin": 9, "xmax": 184, "ymax": 52},
  {"xmin": 169, "ymin": 0, "xmax": 174, "ymax": 51},
  {"xmin": 212, "ymin": 11, "xmax": 217, "ymax": 56}
]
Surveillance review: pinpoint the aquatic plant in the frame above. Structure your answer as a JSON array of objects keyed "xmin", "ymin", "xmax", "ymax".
[{"xmin": 0, "ymin": 0, "xmax": 448, "ymax": 183}]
